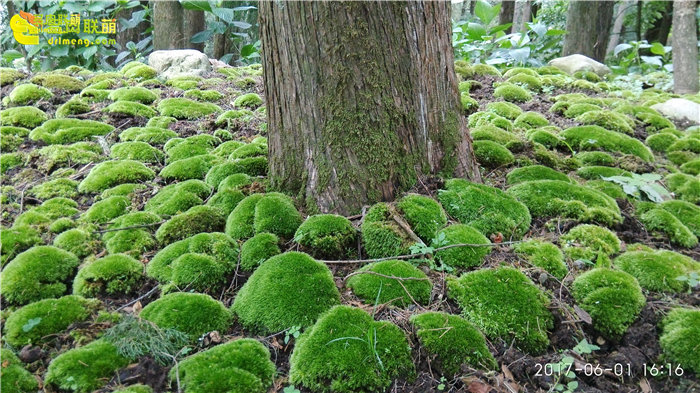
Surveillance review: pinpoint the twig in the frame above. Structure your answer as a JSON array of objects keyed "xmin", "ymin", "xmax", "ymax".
[
  {"xmin": 319, "ymin": 240, "xmax": 522, "ymax": 264},
  {"xmin": 117, "ymin": 286, "xmax": 159, "ymax": 311},
  {"xmin": 343, "ymin": 270, "xmax": 431, "ymax": 282},
  {"xmin": 387, "ymin": 204, "xmax": 424, "ymax": 246},
  {"xmin": 94, "ymin": 220, "xmax": 166, "ymax": 234}
]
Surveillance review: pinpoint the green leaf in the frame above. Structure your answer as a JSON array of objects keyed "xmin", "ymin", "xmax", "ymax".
[
  {"xmin": 614, "ymin": 43, "xmax": 633, "ymax": 57},
  {"xmin": 180, "ymin": 0, "xmax": 212, "ymax": 12},
  {"xmin": 50, "ymin": 45, "xmax": 70, "ymax": 57},
  {"xmin": 650, "ymin": 42, "xmax": 666, "ymax": 55},
  {"xmin": 22, "ymin": 317, "xmax": 42, "ymax": 332},
  {"xmin": 466, "ymin": 22, "xmax": 487, "ymax": 40},
  {"xmin": 546, "ymin": 29, "xmax": 567, "ymax": 36},
  {"xmin": 240, "ymin": 44, "xmax": 257, "ymax": 58},
  {"xmin": 83, "ymin": 45, "xmax": 98, "ymax": 59},
  {"xmin": 191, "ymin": 29, "xmax": 214, "ymax": 44},
  {"xmin": 475, "ymin": 0, "xmax": 500, "ymax": 24},
  {"xmin": 212, "ymin": 7, "xmax": 234, "ymax": 23},
  {"xmin": 567, "ymin": 381, "xmax": 579, "ymax": 390}
]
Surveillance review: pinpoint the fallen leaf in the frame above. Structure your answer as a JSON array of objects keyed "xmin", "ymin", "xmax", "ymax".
[
  {"xmin": 132, "ymin": 300, "xmax": 142, "ymax": 315},
  {"xmin": 467, "ymin": 379, "xmax": 492, "ymax": 393},
  {"xmin": 574, "ymin": 305, "xmax": 592, "ymax": 324},
  {"xmin": 639, "ymin": 377, "xmax": 652, "ymax": 393}
]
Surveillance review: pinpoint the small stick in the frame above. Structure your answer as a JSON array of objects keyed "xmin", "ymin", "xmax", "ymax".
[{"xmin": 93, "ymin": 220, "xmax": 166, "ymax": 234}]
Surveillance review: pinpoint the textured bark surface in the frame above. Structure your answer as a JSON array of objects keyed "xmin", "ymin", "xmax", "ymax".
[
  {"xmin": 512, "ymin": 0, "xmax": 532, "ymax": 33},
  {"xmin": 562, "ymin": 0, "xmax": 615, "ymax": 61},
  {"xmin": 672, "ymin": 0, "xmax": 699, "ymax": 94},
  {"xmin": 183, "ymin": 9, "xmax": 205, "ymax": 52},
  {"xmin": 116, "ymin": 2, "xmax": 148, "ymax": 51},
  {"xmin": 499, "ymin": 0, "xmax": 516, "ymax": 34},
  {"xmin": 260, "ymin": 1, "xmax": 481, "ymax": 215},
  {"xmin": 607, "ymin": 0, "xmax": 633, "ymax": 55},
  {"xmin": 153, "ymin": 1, "xmax": 184, "ymax": 50}
]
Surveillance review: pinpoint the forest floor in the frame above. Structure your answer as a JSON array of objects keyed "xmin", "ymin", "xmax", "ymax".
[{"xmin": 0, "ymin": 62, "xmax": 698, "ymax": 393}]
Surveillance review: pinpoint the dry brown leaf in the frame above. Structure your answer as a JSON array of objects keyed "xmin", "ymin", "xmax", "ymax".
[
  {"xmin": 639, "ymin": 377, "xmax": 652, "ymax": 393},
  {"xmin": 574, "ymin": 305, "xmax": 592, "ymax": 324}
]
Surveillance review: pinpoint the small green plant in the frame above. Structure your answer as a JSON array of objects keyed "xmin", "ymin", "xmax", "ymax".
[
  {"xmin": 437, "ymin": 376, "xmax": 447, "ymax": 391},
  {"xmin": 326, "ymin": 326, "xmax": 386, "ymax": 372},
  {"xmin": 546, "ymin": 339, "xmax": 600, "ymax": 393},
  {"xmin": 283, "ymin": 386, "xmax": 301, "ymax": 393},
  {"xmin": 601, "ymin": 173, "xmax": 672, "ymax": 202},
  {"xmin": 103, "ymin": 315, "xmax": 189, "ymax": 365},
  {"xmin": 610, "ymin": 40, "xmax": 672, "ymax": 74},
  {"xmin": 409, "ymin": 232, "xmax": 454, "ymax": 272},
  {"xmin": 285, "ymin": 325, "xmax": 301, "ymax": 344},
  {"xmin": 676, "ymin": 272, "xmax": 699, "ymax": 292}
]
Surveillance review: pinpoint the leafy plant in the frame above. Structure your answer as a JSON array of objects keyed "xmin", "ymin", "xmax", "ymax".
[
  {"xmin": 437, "ymin": 376, "xmax": 447, "ymax": 391},
  {"xmin": 409, "ymin": 232, "xmax": 454, "ymax": 272},
  {"xmin": 601, "ymin": 173, "xmax": 672, "ymax": 202},
  {"xmin": 326, "ymin": 326, "xmax": 385, "ymax": 372},
  {"xmin": 22, "ymin": 317, "xmax": 41, "ymax": 332},
  {"xmin": 676, "ymin": 272, "xmax": 699, "ymax": 292},
  {"xmin": 547, "ymin": 339, "xmax": 600, "ymax": 393},
  {"xmin": 285, "ymin": 325, "xmax": 301, "ymax": 344},
  {"xmin": 283, "ymin": 386, "xmax": 301, "ymax": 393},
  {"xmin": 609, "ymin": 40, "xmax": 672, "ymax": 75},
  {"xmin": 102, "ymin": 315, "xmax": 190, "ymax": 365}
]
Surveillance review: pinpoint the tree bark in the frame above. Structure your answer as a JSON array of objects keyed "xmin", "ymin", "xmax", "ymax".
[
  {"xmin": 608, "ymin": 0, "xmax": 633, "ymax": 55},
  {"xmin": 512, "ymin": 0, "xmax": 532, "ymax": 33},
  {"xmin": 183, "ymin": 9, "xmax": 205, "ymax": 51},
  {"xmin": 499, "ymin": 0, "xmax": 515, "ymax": 34},
  {"xmin": 153, "ymin": 1, "xmax": 184, "ymax": 50},
  {"xmin": 116, "ymin": 2, "xmax": 149, "ymax": 51},
  {"xmin": 562, "ymin": 0, "xmax": 615, "ymax": 61},
  {"xmin": 672, "ymin": 0, "xmax": 699, "ymax": 94},
  {"xmin": 645, "ymin": 1, "xmax": 673, "ymax": 45},
  {"xmin": 259, "ymin": 1, "xmax": 481, "ymax": 215}
]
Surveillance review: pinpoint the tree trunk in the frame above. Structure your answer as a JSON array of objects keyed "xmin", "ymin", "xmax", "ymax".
[
  {"xmin": 636, "ymin": 0, "xmax": 642, "ymax": 41},
  {"xmin": 116, "ymin": 3, "xmax": 148, "ymax": 50},
  {"xmin": 672, "ymin": 0, "xmax": 699, "ymax": 94},
  {"xmin": 512, "ymin": 0, "xmax": 532, "ymax": 33},
  {"xmin": 499, "ymin": 0, "xmax": 515, "ymax": 34},
  {"xmin": 645, "ymin": 1, "xmax": 673, "ymax": 45},
  {"xmin": 562, "ymin": 0, "xmax": 614, "ymax": 61},
  {"xmin": 259, "ymin": 1, "xmax": 481, "ymax": 215},
  {"xmin": 153, "ymin": 1, "xmax": 184, "ymax": 50},
  {"xmin": 183, "ymin": 9, "xmax": 205, "ymax": 51},
  {"xmin": 608, "ymin": 0, "xmax": 633, "ymax": 55}
]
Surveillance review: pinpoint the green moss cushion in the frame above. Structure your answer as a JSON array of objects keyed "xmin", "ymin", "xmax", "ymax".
[
  {"xmin": 232, "ymin": 252, "xmax": 340, "ymax": 333},
  {"xmin": 561, "ymin": 126, "xmax": 653, "ymax": 161},
  {"xmin": 144, "ymin": 179, "xmax": 211, "ymax": 216},
  {"xmin": 0, "ymin": 349, "xmax": 39, "ymax": 393},
  {"xmin": 439, "ymin": 179, "xmax": 531, "ymax": 239},
  {"xmin": 572, "ymin": 268, "xmax": 645, "ymax": 338},
  {"xmin": 170, "ymin": 339, "xmax": 276, "ymax": 393},
  {"xmin": 29, "ymin": 119, "xmax": 114, "ymax": 144},
  {"xmin": 506, "ymin": 165, "xmax": 571, "ymax": 185},
  {"xmin": 225, "ymin": 193, "xmax": 302, "ymax": 241},
  {"xmin": 240, "ymin": 232, "xmax": 281, "ymax": 271},
  {"xmin": 78, "ymin": 160, "xmax": 155, "ymax": 193},
  {"xmin": 396, "ymin": 194, "xmax": 447, "ymax": 241},
  {"xmin": 73, "ymin": 254, "xmax": 144, "ymax": 297},
  {"xmin": 659, "ymin": 308, "xmax": 700, "ymax": 374},
  {"xmin": 507, "ymin": 179, "xmax": 622, "ymax": 226},
  {"xmin": 1, "ymin": 245, "xmax": 80, "ymax": 306},
  {"xmin": 155, "ymin": 205, "xmax": 226, "ymax": 245},
  {"xmin": 102, "ymin": 212, "xmax": 161, "ymax": 256},
  {"xmin": 3, "ymin": 295, "xmax": 93, "ymax": 347},
  {"xmin": 411, "ymin": 311, "xmax": 497, "ymax": 375},
  {"xmin": 513, "ymin": 239, "xmax": 568, "ymax": 279},
  {"xmin": 434, "ymin": 224, "xmax": 491, "ymax": 268},
  {"xmin": 639, "ymin": 208, "xmax": 698, "ymax": 248},
  {"xmin": 293, "ymin": 214, "xmax": 357, "ymax": 258},
  {"xmin": 614, "ymin": 250, "xmax": 700, "ymax": 293},
  {"xmin": 361, "ymin": 202, "xmax": 414, "ymax": 258},
  {"xmin": 347, "ymin": 259, "xmax": 432, "ymax": 307},
  {"xmin": 560, "ymin": 224, "xmax": 621, "ymax": 263},
  {"xmin": 289, "ymin": 305, "xmax": 415, "ymax": 393},
  {"xmin": 45, "ymin": 339, "xmax": 130, "ymax": 393},
  {"xmin": 141, "ymin": 292, "xmax": 231, "ymax": 340},
  {"xmin": 447, "ymin": 267, "xmax": 553, "ymax": 354}
]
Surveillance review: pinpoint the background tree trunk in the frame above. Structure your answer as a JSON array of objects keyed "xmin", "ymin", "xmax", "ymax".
[
  {"xmin": 153, "ymin": 1, "xmax": 184, "ymax": 50},
  {"xmin": 512, "ymin": 0, "xmax": 532, "ymax": 33},
  {"xmin": 645, "ymin": 1, "xmax": 673, "ymax": 45},
  {"xmin": 116, "ymin": 2, "xmax": 148, "ymax": 50},
  {"xmin": 182, "ymin": 9, "xmax": 205, "ymax": 51},
  {"xmin": 562, "ymin": 0, "xmax": 614, "ymax": 61},
  {"xmin": 499, "ymin": 0, "xmax": 515, "ymax": 34},
  {"xmin": 608, "ymin": 0, "xmax": 633, "ymax": 55},
  {"xmin": 259, "ymin": 1, "xmax": 481, "ymax": 215},
  {"xmin": 672, "ymin": 0, "xmax": 699, "ymax": 94}
]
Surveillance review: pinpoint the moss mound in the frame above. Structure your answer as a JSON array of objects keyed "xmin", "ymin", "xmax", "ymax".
[
  {"xmin": 82, "ymin": 195, "xmax": 130, "ymax": 223},
  {"xmin": 665, "ymin": 173, "xmax": 700, "ymax": 204},
  {"xmin": 486, "ymin": 101, "xmax": 523, "ymax": 120},
  {"xmin": 73, "ymin": 254, "xmax": 144, "ymax": 297},
  {"xmin": 108, "ymin": 86, "xmax": 158, "ymax": 104},
  {"xmin": 155, "ymin": 205, "xmax": 226, "ymax": 245},
  {"xmin": 165, "ymin": 134, "xmax": 219, "ymax": 162},
  {"xmin": 293, "ymin": 214, "xmax": 357, "ymax": 258},
  {"xmin": 361, "ymin": 203, "xmax": 415, "ymax": 258},
  {"xmin": 347, "ymin": 259, "xmax": 432, "ymax": 307},
  {"xmin": 119, "ymin": 126, "xmax": 178, "ymax": 145},
  {"xmin": 78, "ymin": 160, "xmax": 155, "ymax": 193},
  {"xmin": 232, "ymin": 252, "xmax": 340, "ymax": 333},
  {"xmin": 506, "ymin": 165, "xmax": 571, "ymax": 185},
  {"xmin": 141, "ymin": 292, "xmax": 231, "ymax": 340},
  {"xmin": 36, "ymin": 142, "xmax": 103, "ymax": 172},
  {"xmin": 8, "ymin": 83, "xmax": 53, "ymax": 104},
  {"xmin": 45, "ymin": 339, "xmax": 130, "ymax": 393},
  {"xmin": 473, "ymin": 140, "xmax": 515, "ymax": 168},
  {"xmin": 411, "ymin": 311, "xmax": 496, "ymax": 375},
  {"xmin": 29, "ymin": 177, "xmax": 79, "ymax": 199},
  {"xmin": 438, "ymin": 179, "xmax": 531, "ymax": 238},
  {"xmin": 395, "ymin": 194, "xmax": 447, "ymax": 241},
  {"xmin": 29, "ymin": 118, "xmax": 114, "ymax": 144},
  {"xmin": 0, "ymin": 349, "xmax": 39, "ymax": 393},
  {"xmin": 571, "ymin": 268, "xmax": 645, "ymax": 338},
  {"xmin": 146, "ymin": 232, "xmax": 238, "ymax": 293},
  {"xmin": 3, "ymin": 295, "xmax": 93, "ymax": 347},
  {"xmin": 646, "ymin": 132, "xmax": 678, "ymax": 152},
  {"xmin": 171, "ymin": 338, "xmax": 276, "ymax": 393},
  {"xmin": 157, "ymin": 98, "xmax": 221, "ymax": 119},
  {"xmin": 240, "ymin": 232, "xmax": 281, "ymax": 271},
  {"xmin": 145, "ymin": 179, "xmax": 211, "ymax": 216},
  {"xmin": 575, "ymin": 110, "xmax": 634, "ymax": 134},
  {"xmin": 289, "ymin": 305, "xmax": 415, "ymax": 393},
  {"xmin": 639, "ymin": 208, "xmax": 698, "ymax": 248},
  {"xmin": 102, "ymin": 212, "xmax": 161, "ymax": 256},
  {"xmin": 657, "ymin": 200, "xmax": 700, "ymax": 237},
  {"xmin": 433, "ymin": 224, "xmax": 491, "ymax": 268},
  {"xmin": 113, "ymin": 385, "xmax": 153, "ymax": 393},
  {"xmin": 31, "ymin": 73, "xmax": 84, "ymax": 91},
  {"xmin": 0, "ymin": 225, "xmax": 41, "ymax": 266},
  {"xmin": 111, "ymin": 141, "xmax": 164, "ymax": 163},
  {"xmin": 560, "ymin": 224, "xmax": 621, "ymax": 263},
  {"xmin": 447, "ymin": 267, "xmax": 553, "ymax": 354},
  {"xmin": 225, "ymin": 193, "xmax": 302, "ymax": 240},
  {"xmin": 494, "ymin": 82, "xmax": 532, "ymax": 102},
  {"xmin": 507, "ymin": 180, "xmax": 621, "ymax": 226},
  {"xmin": 233, "ymin": 92, "xmax": 263, "ymax": 108},
  {"xmin": 0, "ymin": 106, "xmax": 49, "ymax": 128},
  {"xmin": 159, "ymin": 154, "xmax": 219, "ymax": 181},
  {"xmin": 1, "ymin": 245, "xmax": 80, "ymax": 306},
  {"xmin": 614, "ymin": 250, "xmax": 700, "ymax": 293},
  {"xmin": 659, "ymin": 308, "xmax": 700, "ymax": 374},
  {"xmin": 53, "ymin": 228, "xmax": 98, "ymax": 258},
  {"xmin": 513, "ymin": 239, "xmax": 568, "ymax": 279},
  {"xmin": 560, "ymin": 126, "xmax": 653, "ymax": 161}
]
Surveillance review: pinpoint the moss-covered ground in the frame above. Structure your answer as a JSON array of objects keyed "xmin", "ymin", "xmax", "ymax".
[{"xmin": 0, "ymin": 61, "xmax": 698, "ymax": 393}]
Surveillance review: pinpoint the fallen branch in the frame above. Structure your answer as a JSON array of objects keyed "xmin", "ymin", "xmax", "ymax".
[
  {"xmin": 94, "ymin": 220, "xmax": 166, "ymax": 234},
  {"xmin": 319, "ymin": 240, "xmax": 523, "ymax": 264}
]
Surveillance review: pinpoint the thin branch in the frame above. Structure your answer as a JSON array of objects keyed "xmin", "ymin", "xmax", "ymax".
[
  {"xmin": 319, "ymin": 240, "xmax": 523, "ymax": 264},
  {"xmin": 94, "ymin": 220, "xmax": 166, "ymax": 234},
  {"xmin": 117, "ymin": 286, "xmax": 159, "ymax": 311}
]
